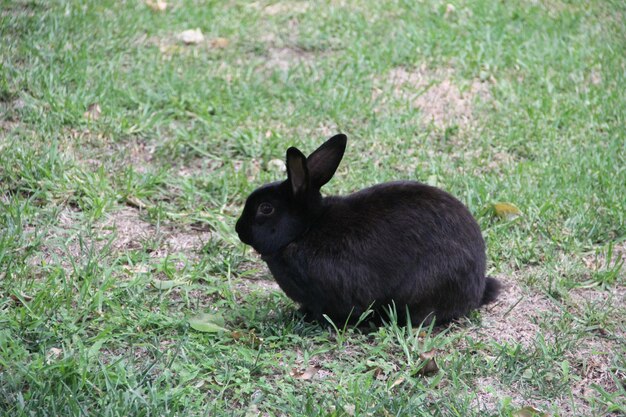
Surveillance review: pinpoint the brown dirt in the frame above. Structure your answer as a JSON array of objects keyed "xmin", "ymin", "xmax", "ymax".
[
  {"xmin": 100, "ymin": 207, "xmax": 213, "ymax": 260},
  {"xmin": 235, "ymin": 259, "xmax": 280, "ymax": 294},
  {"xmin": 469, "ymin": 273, "xmax": 626, "ymax": 416},
  {"xmin": 254, "ymin": 12, "xmax": 326, "ymax": 74},
  {"xmin": 471, "ymin": 274, "xmax": 555, "ymax": 348},
  {"xmin": 568, "ymin": 285, "xmax": 626, "ymax": 315},
  {"xmin": 99, "ymin": 207, "xmax": 156, "ymax": 252},
  {"xmin": 262, "ymin": 2, "xmax": 310, "ymax": 16},
  {"xmin": 177, "ymin": 158, "xmax": 224, "ymax": 178},
  {"xmin": 144, "ymin": 32, "xmax": 231, "ymax": 60},
  {"xmin": 28, "ymin": 206, "xmax": 213, "ymax": 275},
  {"xmin": 263, "ymin": 46, "xmax": 320, "ymax": 72},
  {"xmin": 582, "ymin": 241, "xmax": 626, "ymax": 275},
  {"xmin": 59, "ymin": 128, "xmax": 156, "ymax": 173},
  {"xmin": 375, "ymin": 65, "xmax": 492, "ymax": 129},
  {"xmin": 0, "ymin": 119, "xmax": 20, "ymax": 137},
  {"xmin": 26, "ymin": 207, "xmax": 86, "ymax": 273}
]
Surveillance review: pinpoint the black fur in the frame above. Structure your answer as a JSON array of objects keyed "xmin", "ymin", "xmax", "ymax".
[{"xmin": 235, "ymin": 134, "xmax": 500, "ymax": 325}]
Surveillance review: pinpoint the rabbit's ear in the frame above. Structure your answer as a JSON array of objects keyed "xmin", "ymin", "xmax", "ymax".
[
  {"xmin": 286, "ymin": 147, "xmax": 309, "ymax": 198},
  {"xmin": 307, "ymin": 134, "xmax": 347, "ymax": 188}
]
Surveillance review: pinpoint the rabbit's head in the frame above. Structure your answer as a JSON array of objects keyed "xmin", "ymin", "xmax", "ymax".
[{"xmin": 235, "ymin": 134, "xmax": 347, "ymax": 256}]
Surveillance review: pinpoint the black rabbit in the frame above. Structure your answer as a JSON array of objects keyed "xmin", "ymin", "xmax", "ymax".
[{"xmin": 235, "ymin": 134, "xmax": 500, "ymax": 326}]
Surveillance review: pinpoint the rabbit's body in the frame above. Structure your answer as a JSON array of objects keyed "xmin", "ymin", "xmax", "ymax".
[
  {"xmin": 263, "ymin": 181, "xmax": 492, "ymax": 324},
  {"xmin": 236, "ymin": 134, "xmax": 500, "ymax": 326}
]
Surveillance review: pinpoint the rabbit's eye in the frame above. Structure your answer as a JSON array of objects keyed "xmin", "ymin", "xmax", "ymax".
[{"xmin": 257, "ymin": 202, "xmax": 274, "ymax": 216}]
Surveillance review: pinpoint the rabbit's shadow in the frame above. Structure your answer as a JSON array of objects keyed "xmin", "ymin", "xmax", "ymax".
[{"xmin": 235, "ymin": 289, "xmax": 467, "ymax": 340}]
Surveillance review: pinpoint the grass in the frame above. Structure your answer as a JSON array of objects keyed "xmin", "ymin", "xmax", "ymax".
[{"xmin": 1, "ymin": 0, "xmax": 625, "ymax": 416}]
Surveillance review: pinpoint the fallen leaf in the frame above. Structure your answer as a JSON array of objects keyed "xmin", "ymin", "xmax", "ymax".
[
  {"xmin": 444, "ymin": 3, "xmax": 456, "ymax": 18},
  {"xmin": 126, "ymin": 196, "xmax": 147, "ymax": 209},
  {"xmin": 290, "ymin": 366, "xmax": 319, "ymax": 380},
  {"xmin": 415, "ymin": 349, "xmax": 439, "ymax": 376},
  {"xmin": 10, "ymin": 292, "xmax": 33, "ymax": 305},
  {"xmin": 124, "ymin": 264, "xmax": 151, "ymax": 274},
  {"xmin": 145, "ymin": 0, "xmax": 167, "ymax": 11},
  {"xmin": 210, "ymin": 37, "xmax": 229, "ymax": 49},
  {"xmin": 343, "ymin": 404, "xmax": 356, "ymax": 416},
  {"xmin": 231, "ymin": 330, "xmax": 263, "ymax": 347},
  {"xmin": 46, "ymin": 347, "xmax": 63, "ymax": 364},
  {"xmin": 492, "ymin": 202, "xmax": 522, "ymax": 220},
  {"xmin": 84, "ymin": 103, "xmax": 101, "ymax": 120},
  {"xmin": 390, "ymin": 376, "xmax": 405, "ymax": 388},
  {"xmin": 189, "ymin": 313, "xmax": 227, "ymax": 333},
  {"xmin": 513, "ymin": 406, "xmax": 550, "ymax": 417},
  {"xmin": 178, "ymin": 28, "xmax": 204, "ymax": 45},
  {"xmin": 151, "ymin": 278, "xmax": 186, "ymax": 290},
  {"xmin": 373, "ymin": 367, "xmax": 387, "ymax": 381}
]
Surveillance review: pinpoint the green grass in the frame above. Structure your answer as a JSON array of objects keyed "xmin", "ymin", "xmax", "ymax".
[{"xmin": 1, "ymin": 0, "xmax": 625, "ymax": 416}]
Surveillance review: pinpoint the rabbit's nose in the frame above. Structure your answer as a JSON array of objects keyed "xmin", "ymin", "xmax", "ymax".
[
  {"xmin": 235, "ymin": 219, "xmax": 244, "ymax": 237},
  {"xmin": 235, "ymin": 219, "xmax": 251, "ymax": 244}
]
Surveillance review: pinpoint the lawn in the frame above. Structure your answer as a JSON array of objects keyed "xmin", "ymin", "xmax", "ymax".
[{"xmin": 1, "ymin": 0, "xmax": 625, "ymax": 416}]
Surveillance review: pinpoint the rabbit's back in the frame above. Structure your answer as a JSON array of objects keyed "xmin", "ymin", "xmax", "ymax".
[{"xmin": 265, "ymin": 181, "xmax": 488, "ymax": 324}]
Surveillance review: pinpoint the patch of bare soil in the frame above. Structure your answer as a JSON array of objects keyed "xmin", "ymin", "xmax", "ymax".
[
  {"xmin": 262, "ymin": 1, "xmax": 310, "ymax": 16},
  {"xmin": 100, "ymin": 207, "xmax": 213, "ymax": 259},
  {"xmin": 235, "ymin": 260, "xmax": 280, "ymax": 295},
  {"xmin": 60, "ymin": 129, "xmax": 156, "ymax": 173},
  {"xmin": 568, "ymin": 335, "xmax": 625, "ymax": 409},
  {"xmin": 263, "ymin": 46, "xmax": 320, "ymax": 72},
  {"xmin": 0, "ymin": 99, "xmax": 23, "ymax": 142},
  {"xmin": 28, "ymin": 206, "xmax": 212, "ymax": 276},
  {"xmin": 568, "ymin": 285, "xmax": 626, "ymax": 316},
  {"xmin": 26, "ymin": 207, "xmax": 98, "ymax": 274},
  {"xmin": 122, "ymin": 140, "xmax": 156, "ymax": 173},
  {"xmin": 0, "ymin": 116, "xmax": 20, "ymax": 132},
  {"xmin": 257, "ymin": 25, "xmax": 322, "ymax": 73},
  {"xmin": 534, "ymin": 0, "xmax": 584, "ymax": 18},
  {"xmin": 0, "ymin": 3, "xmax": 38, "ymax": 18},
  {"xmin": 472, "ymin": 274, "xmax": 555, "ymax": 347},
  {"xmin": 470, "ymin": 274, "xmax": 626, "ymax": 416},
  {"xmin": 582, "ymin": 241, "xmax": 626, "ymax": 276},
  {"xmin": 253, "ymin": 13, "xmax": 325, "ymax": 74},
  {"xmin": 375, "ymin": 66, "xmax": 492, "ymax": 129},
  {"xmin": 177, "ymin": 158, "xmax": 224, "ymax": 178},
  {"xmin": 142, "ymin": 31, "xmax": 230, "ymax": 60},
  {"xmin": 98, "ymin": 207, "xmax": 155, "ymax": 252}
]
